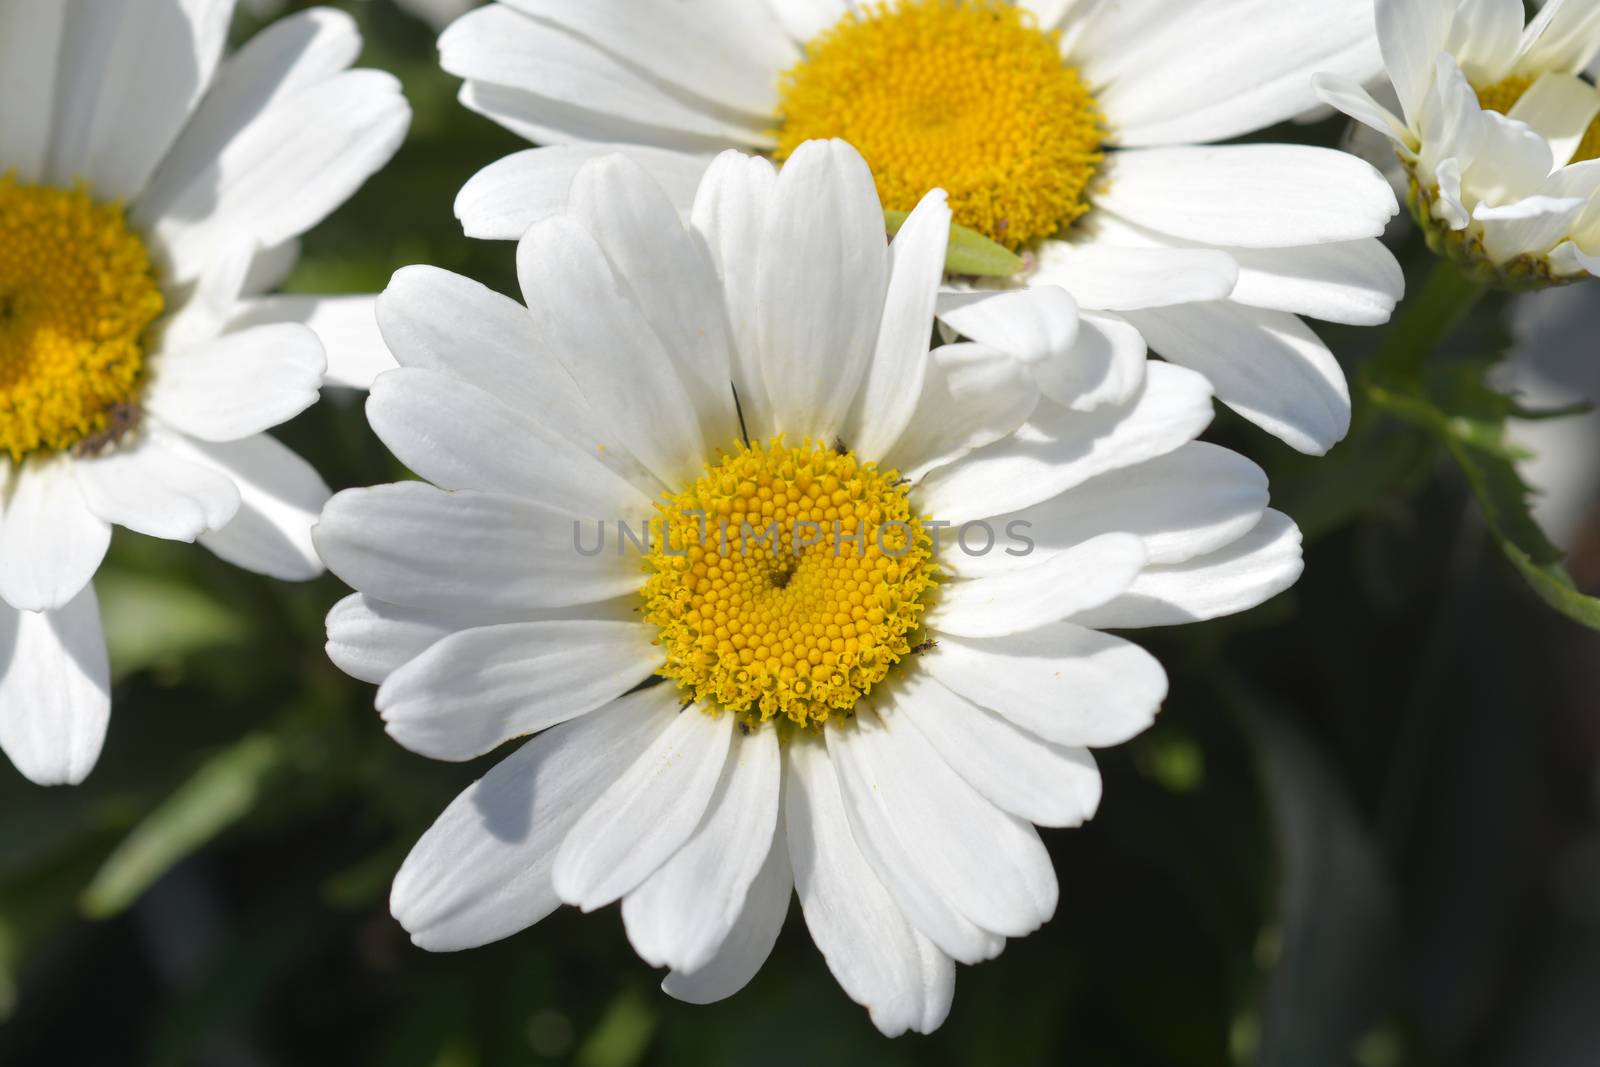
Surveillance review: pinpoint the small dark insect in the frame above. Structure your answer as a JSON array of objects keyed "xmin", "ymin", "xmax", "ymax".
[
  {"xmin": 72, "ymin": 402, "xmax": 141, "ymax": 458},
  {"xmin": 891, "ymin": 476, "xmax": 911, "ymax": 488},
  {"xmin": 737, "ymin": 722, "xmax": 751, "ymax": 736},
  {"xmin": 908, "ymin": 638, "xmax": 938, "ymax": 655},
  {"xmin": 832, "ymin": 437, "xmax": 848, "ymax": 455}
]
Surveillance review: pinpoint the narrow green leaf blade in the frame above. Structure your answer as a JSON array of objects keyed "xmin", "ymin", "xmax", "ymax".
[{"xmin": 79, "ymin": 734, "xmax": 286, "ymax": 919}]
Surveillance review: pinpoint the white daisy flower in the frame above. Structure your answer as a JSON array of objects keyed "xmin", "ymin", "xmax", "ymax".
[
  {"xmin": 1317, "ymin": 0, "xmax": 1600, "ymax": 287},
  {"xmin": 437, "ymin": 0, "xmax": 1404, "ymax": 457},
  {"xmin": 0, "ymin": 3, "xmax": 410, "ymax": 786},
  {"xmin": 316, "ymin": 141, "xmax": 1305, "ymax": 1036}
]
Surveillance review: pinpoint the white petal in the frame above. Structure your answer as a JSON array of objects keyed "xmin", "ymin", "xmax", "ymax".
[
  {"xmin": 567, "ymin": 155, "xmax": 741, "ymax": 448},
  {"xmin": 1097, "ymin": 145, "xmax": 1398, "ymax": 249},
  {"xmin": 391, "ymin": 686, "xmax": 678, "ymax": 951},
  {"xmin": 846, "ymin": 190, "xmax": 951, "ymax": 462},
  {"xmin": 691, "ymin": 150, "xmax": 780, "ymax": 416},
  {"xmin": 892, "ymin": 672, "xmax": 1102, "ymax": 829},
  {"xmin": 958, "ymin": 441, "xmax": 1269, "ymax": 578},
  {"xmin": 1224, "ymin": 239, "xmax": 1405, "ymax": 327},
  {"xmin": 935, "ymin": 287, "xmax": 1080, "ymax": 367},
  {"xmin": 375, "ymin": 266, "xmax": 653, "ymax": 491},
  {"xmin": 928, "ymin": 533, "xmax": 1146, "ymax": 639},
  {"xmin": 1419, "ymin": 55, "xmax": 1488, "ymax": 181},
  {"xmin": 138, "ymin": 69, "xmax": 410, "ymax": 283},
  {"xmin": 1376, "ymin": 0, "xmax": 1451, "ymax": 127},
  {"xmin": 0, "ymin": 459, "xmax": 109, "ymax": 613},
  {"xmin": 47, "ymin": 0, "xmax": 231, "ymax": 200},
  {"xmin": 146, "ymin": 324, "xmax": 326, "ymax": 442},
  {"xmin": 756, "ymin": 140, "xmax": 888, "ymax": 441},
  {"xmin": 325, "ymin": 593, "xmax": 456, "ymax": 686},
  {"xmin": 886, "ymin": 344, "xmax": 1038, "ymax": 483},
  {"xmin": 456, "ymin": 144, "xmax": 712, "ymax": 240},
  {"xmin": 138, "ymin": 8, "xmax": 363, "ymax": 229},
  {"xmin": 0, "ymin": 587, "xmax": 109, "ymax": 787},
  {"xmin": 1515, "ymin": 0, "xmax": 1600, "ymax": 76},
  {"xmin": 1463, "ymin": 109, "xmax": 1554, "ymax": 205},
  {"xmin": 923, "ymin": 622, "xmax": 1169, "ymax": 748},
  {"xmin": 1030, "ymin": 240, "xmax": 1238, "ymax": 312},
  {"xmin": 315, "ymin": 482, "xmax": 635, "ymax": 612},
  {"xmin": 1090, "ymin": 0, "xmax": 1383, "ymax": 146},
  {"xmin": 376, "ymin": 620, "xmax": 661, "ymax": 762},
  {"xmin": 767, "ymin": 0, "xmax": 852, "ymax": 42},
  {"xmin": 440, "ymin": 6, "xmax": 767, "ymax": 147},
  {"xmin": 784, "ymin": 738, "xmax": 957, "ymax": 1036},
  {"xmin": 661, "ymin": 815, "xmax": 793, "ymax": 1005},
  {"xmin": 552, "ymin": 704, "xmax": 734, "ymax": 910},
  {"xmin": 498, "ymin": 0, "xmax": 795, "ymax": 117},
  {"xmin": 1029, "ymin": 311, "xmax": 1148, "ymax": 412},
  {"xmin": 231, "ymin": 295, "xmax": 394, "ymax": 391},
  {"xmin": 625, "ymin": 726, "xmax": 781, "ymax": 973},
  {"xmin": 73, "ymin": 430, "xmax": 241, "ymax": 542},
  {"xmin": 1507, "ymin": 72, "xmax": 1600, "ymax": 167},
  {"xmin": 1312, "ymin": 73, "xmax": 1412, "ymax": 146},
  {"xmin": 0, "ymin": 0, "xmax": 67, "ymax": 181},
  {"xmin": 916, "ymin": 362, "xmax": 1214, "ymax": 523},
  {"xmin": 1072, "ymin": 510, "xmax": 1304, "ymax": 629},
  {"xmin": 517, "ymin": 215, "xmax": 707, "ymax": 488},
  {"xmin": 1123, "ymin": 303, "xmax": 1351, "ymax": 455},
  {"xmin": 828, "ymin": 709, "xmax": 1058, "ymax": 942},
  {"xmin": 366, "ymin": 368, "xmax": 652, "ymax": 517}
]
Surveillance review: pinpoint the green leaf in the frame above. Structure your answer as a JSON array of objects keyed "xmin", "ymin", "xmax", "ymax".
[
  {"xmin": 884, "ymin": 209, "xmax": 1023, "ymax": 277},
  {"xmin": 1366, "ymin": 357, "xmax": 1600, "ymax": 630},
  {"xmin": 79, "ymin": 734, "xmax": 286, "ymax": 919}
]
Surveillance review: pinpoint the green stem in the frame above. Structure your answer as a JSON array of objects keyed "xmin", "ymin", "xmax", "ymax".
[{"xmin": 1368, "ymin": 258, "xmax": 1490, "ymax": 383}]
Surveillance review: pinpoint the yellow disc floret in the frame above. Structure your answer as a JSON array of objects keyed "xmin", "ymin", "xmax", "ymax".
[
  {"xmin": 776, "ymin": 0, "xmax": 1104, "ymax": 251},
  {"xmin": 1477, "ymin": 75, "xmax": 1600, "ymax": 164},
  {"xmin": 642, "ymin": 439, "xmax": 938, "ymax": 729},
  {"xmin": 0, "ymin": 176, "xmax": 163, "ymax": 461}
]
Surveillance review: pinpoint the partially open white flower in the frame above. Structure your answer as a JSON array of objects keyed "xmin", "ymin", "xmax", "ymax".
[
  {"xmin": 437, "ymin": 0, "xmax": 1404, "ymax": 457},
  {"xmin": 0, "ymin": 3, "xmax": 410, "ymax": 785},
  {"xmin": 1317, "ymin": 0, "xmax": 1600, "ymax": 286},
  {"xmin": 317, "ymin": 141, "xmax": 1304, "ymax": 1036}
]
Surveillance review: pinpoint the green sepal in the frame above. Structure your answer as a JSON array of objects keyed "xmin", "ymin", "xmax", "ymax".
[{"xmin": 884, "ymin": 209, "xmax": 1024, "ymax": 277}]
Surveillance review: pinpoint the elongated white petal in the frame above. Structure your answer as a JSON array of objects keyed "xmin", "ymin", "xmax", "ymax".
[
  {"xmin": 553, "ymin": 704, "xmax": 734, "ymax": 910},
  {"xmin": 847, "ymin": 190, "xmax": 951, "ymax": 462},
  {"xmin": 956, "ymin": 441, "xmax": 1268, "ymax": 577},
  {"xmin": 391, "ymin": 687, "xmax": 677, "ymax": 951},
  {"xmin": 0, "ymin": 587, "xmax": 109, "ymax": 786},
  {"xmin": 517, "ymin": 215, "xmax": 707, "ymax": 488},
  {"xmin": 923, "ymin": 622, "xmax": 1168, "ymax": 748},
  {"xmin": 1098, "ymin": 145, "xmax": 1398, "ymax": 249},
  {"xmin": 231, "ymin": 295, "xmax": 394, "ymax": 391},
  {"xmin": 891, "ymin": 672, "xmax": 1102, "ymax": 828},
  {"xmin": 1029, "ymin": 311, "xmax": 1148, "ymax": 412},
  {"xmin": 625, "ymin": 726, "xmax": 782, "ymax": 973},
  {"xmin": 1030, "ymin": 241, "xmax": 1238, "ymax": 312},
  {"xmin": 0, "ymin": 459, "xmax": 109, "ymax": 613},
  {"xmin": 917, "ymin": 363, "xmax": 1214, "ymax": 523},
  {"xmin": 887, "ymin": 344, "xmax": 1038, "ymax": 482},
  {"xmin": 929, "ymin": 533, "xmax": 1146, "ymax": 639},
  {"xmin": 691, "ymin": 150, "xmax": 779, "ymax": 418},
  {"xmin": 935, "ymin": 287, "xmax": 1079, "ymax": 367},
  {"xmin": 325, "ymin": 594, "xmax": 458, "ymax": 686},
  {"xmin": 74, "ymin": 430, "xmax": 241, "ymax": 542},
  {"xmin": 366, "ymin": 368, "xmax": 651, "ymax": 517},
  {"xmin": 568, "ymin": 155, "xmax": 740, "ymax": 448},
  {"xmin": 0, "ymin": 1, "xmax": 67, "ymax": 181},
  {"xmin": 1123, "ymin": 303, "xmax": 1351, "ymax": 455},
  {"xmin": 377, "ymin": 621, "xmax": 662, "ymax": 762},
  {"xmin": 146, "ymin": 324, "xmax": 325, "ymax": 442},
  {"xmin": 164, "ymin": 432, "xmax": 331, "ymax": 582},
  {"xmin": 756, "ymin": 140, "xmax": 888, "ymax": 441},
  {"xmin": 315, "ymin": 483, "xmax": 636, "ymax": 612},
  {"xmin": 1072, "ymin": 510, "xmax": 1304, "ymax": 629},
  {"xmin": 828, "ymin": 710, "xmax": 1058, "ymax": 942},
  {"xmin": 661, "ymin": 816, "xmax": 793, "ymax": 1006},
  {"xmin": 784, "ymin": 739, "xmax": 958, "ymax": 1035}
]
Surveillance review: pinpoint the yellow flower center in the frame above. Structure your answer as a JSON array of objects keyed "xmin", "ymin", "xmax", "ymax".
[
  {"xmin": 642, "ymin": 439, "xmax": 938, "ymax": 729},
  {"xmin": 0, "ymin": 176, "xmax": 163, "ymax": 461},
  {"xmin": 1477, "ymin": 75, "xmax": 1600, "ymax": 164},
  {"xmin": 776, "ymin": 0, "xmax": 1104, "ymax": 251}
]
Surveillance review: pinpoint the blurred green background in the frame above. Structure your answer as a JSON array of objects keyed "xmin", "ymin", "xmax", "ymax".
[{"xmin": 4, "ymin": 3, "xmax": 1600, "ymax": 1065}]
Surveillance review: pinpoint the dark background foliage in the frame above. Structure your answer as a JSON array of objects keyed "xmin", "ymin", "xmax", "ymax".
[{"xmin": 3, "ymin": 3, "xmax": 1598, "ymax": 1064}]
